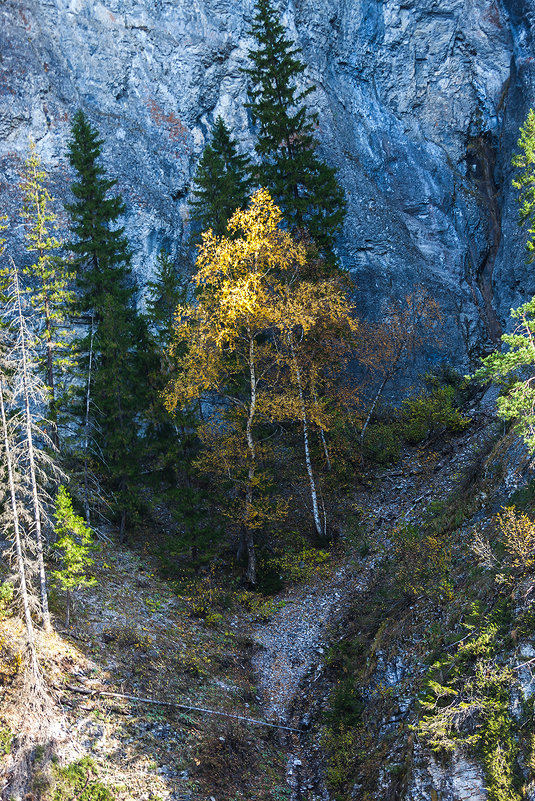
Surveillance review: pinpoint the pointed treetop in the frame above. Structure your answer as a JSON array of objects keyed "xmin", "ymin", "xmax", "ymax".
[
  {"xmin": 190, "ymin": 116, "xmax": 251, "ymax": 237},
  {"xmin": 242, "ymin": 0, "xmax": 346, "ymax": 265}
]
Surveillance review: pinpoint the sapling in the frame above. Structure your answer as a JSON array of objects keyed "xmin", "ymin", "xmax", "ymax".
[{"xmin": 52, "ymin": 485, "xmax": 97, "ymax": 627}]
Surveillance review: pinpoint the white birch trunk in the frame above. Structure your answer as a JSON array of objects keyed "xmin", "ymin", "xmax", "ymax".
[
  {"xmin": 14, "ymin": 268, "xmax": 51, "ymax": 631},
  {"xmin": 244, "ymin": 329, "xmax": 257, "ymax": 585},
  {"xmin": 289, "ymin": 336, "xmax": 324, "ymax": 538},
  {"xmin": 312, "ymin": 385, "xmax": 332, "ymax": 472}
]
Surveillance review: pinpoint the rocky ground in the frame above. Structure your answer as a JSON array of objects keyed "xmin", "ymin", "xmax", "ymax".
[{"xmin": 1, "ymin": 403, "xmax": 531, "ymax": 801}]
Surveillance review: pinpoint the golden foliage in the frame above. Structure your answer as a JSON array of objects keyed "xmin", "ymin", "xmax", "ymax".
[
  {"xmin": 164, "ymin": 189, "xmax": 359, "ymax": 578},
  {"xmin": 473, "ymin": 506, "xmax": 535, "ymax": 587}
]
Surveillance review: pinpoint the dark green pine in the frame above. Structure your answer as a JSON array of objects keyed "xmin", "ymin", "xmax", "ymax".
[
  {"xmin": 190, "ymin": 116, "xmax": 251, "ymax": 236},
  {"xmin": 243, "ymin": 0, "xmax": 346, "ymax": 264},
  {"xmin": 65, "ymin": 109, "xmax": 132, "ymax": 314},
  {"xmin": 65, "ymin": 109, "xmax": 147, "ymax": 539},
  {"xmin": 143, "ymin": 250, "xmax": 216, "ymax": 565},
  {"xmin": 145, "ymin": 249, "xmax": 184, "ymax": 347}
]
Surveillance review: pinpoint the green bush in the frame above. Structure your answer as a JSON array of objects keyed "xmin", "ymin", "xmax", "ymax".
[
  {"xmin": 53, "ymin": 757, "xmax": 114, "ymax": 801},
  {"xmin": 400, "ymin": 385, "xmax": 469, "ymax": 445},
  {"xmin": 0, "ymin": 728, "xmax": 11, "ymax": 755},
  {"xmin": 362, "ymin": 421, "xmax": 401, "ymax": 464},
  {"xmin": 0, "ymin": 582, "xmax": 13, "ymax": 618}
]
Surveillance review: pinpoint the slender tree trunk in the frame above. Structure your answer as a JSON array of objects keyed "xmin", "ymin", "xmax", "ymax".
[
  {"xmin": 0, "ymin": 379, "xmax": 39, "ymax": 671},
  {"xmin": 14, "ymin": 267, "xmax": 51, "ymax": 631},
  {"xmin": 312, "ymin": 385, "xmax": 332, "ymax": 472},
  {"xmin": 35, "ymin": 179, "xmax": 59, "ymax": 451},
  {"xmin": 360, "ymin": 372, "xmax": 391, "ymax": 452},
  {"xmin": 83, "ymin": 313, "xmax": 95, "ymax": 524},
  {"xmin": 65, "ymin": 589, "xmax": 70, "ymax": 628},
  {"xmin": 244, "ymin": 330, "xmax": 257, "ymax": 585},
  {"xmin": 44, "ymin": 294, "xmax": 59, "ymax": 450},
  {"xmin": 289, "ymin": 336, "xmax": 324, "ymax": 538}
]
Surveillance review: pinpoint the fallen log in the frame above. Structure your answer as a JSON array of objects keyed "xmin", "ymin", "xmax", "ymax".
[{"xmin": 58, "ymin": 684, "xmax": 301, "ymax": 733}]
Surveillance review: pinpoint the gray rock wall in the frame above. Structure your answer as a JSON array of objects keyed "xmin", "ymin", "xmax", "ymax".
[{"xmin": 0, "ymin": 0, "xmax": 533, "ymax": 369}]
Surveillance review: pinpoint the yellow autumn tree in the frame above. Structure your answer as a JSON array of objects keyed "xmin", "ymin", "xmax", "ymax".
[
  {"xmin": 267, "ymin": 278, "xmax": 358, "ymax": 537},
  {"xmin": 165, "ymin": 189, "xmax": 358, "ymax": 582}
]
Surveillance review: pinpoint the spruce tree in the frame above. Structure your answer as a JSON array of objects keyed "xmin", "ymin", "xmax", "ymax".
[
  {"xmin": 513, "ymin": 108, "xmax": 535, "ymax": 263},
  {"xmin": 145, "ymin": 249, "xmax": 184, "ymax": 348},
  {"xmin": 243, "ymin": 0, "xmax": 345, "ymax": 263},
  {"xmin": 52, "ymin": 486, "xmax": 97, "ymax": 627},
  {"xmin": 65, "ymin": 110, "xmax": 146, "ymax": 538},
  {"xmin": 475, "ymin": 109, "xmax": 535, "ymax": 452},
  {"xmin": 66, "ymin": 110, "xmax": 131, "ymax": 311},
  {"xmin": 190, "ymin": 117, "xmax": 251, "ymax": 236},
  {"xmin": 144, "ymin": 250, "xmax": 212, "ymax": 562}
]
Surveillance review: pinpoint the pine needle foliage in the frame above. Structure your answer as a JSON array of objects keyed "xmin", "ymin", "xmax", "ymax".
[
  {"xmin": 65, "ymin": 110, "xmax": 131, "ymax": 311},
  {"xmin": 190, "ymin": 117, "xmax": 251, "ymax": 237},
  {"xmin": 475, "ymin": 109, "xmax": 535, "ymax": 453},
  {"xmin": 65, "ymin": 110, "xmax": 147, "ymax": 537},
  {"xmin": 52, "ymin": 485, "xmax": 97, "ymax": 627},
  {"xmin": 19, "ymin": 141, "xmax": 75, "ymax": 446},
  {"xmin": 512, "ymin": 108, "xmax": 535, "ymax": 263},
  {"xmin": 243, "ymin": 0, "xmax": 346, "ymax": 263}
]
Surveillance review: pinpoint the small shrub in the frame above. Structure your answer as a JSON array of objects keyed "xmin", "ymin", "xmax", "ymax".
[
  {"xmin": 53, "ymin": 757, "xmax": 114, "ymax": 801},
  {"xmin": 180, "ymin": 567, "xmax": 229, "ymax": 619},
  {"xmin": 327, "ymin": 677, "xmax": 364, "ymax": 727},
  {"xmin": 237, "ymin": 590, "xmax": 281, "ymax": 621},
  {"xmin": 321, "ymin": 724, "xmax": 359, "ymax": 793},
  {"xmin": 400, "ymin": 385, "xmax": 470, "ymax": 445},
  {"xmin": 0, "ymin": 728, "xmax": 11, "ymax": 755},
  {"xmin": 389, "ymin": 522, "xmax": 452, "ymax": 601},
  {"xmin": 473, "ymin": 506, "xmax": 535, "ymax": 589},
  {"xmin": 101, "ymin": 625, "xmax": 151, "ymax": 650},
  {"xmin": 175, "ymin": 647, "xmax": 211, "ymax": 677},
  {"xmin": 0, "ymin": 582, "xmax": 13, "ymax": 618},
  {"xmin": 362, "ymin": 421, "xmax": 401, "ymax": 464},
  {"xmin": 263, "ymin": 540, "xmax": 330, "ymax": 584}
]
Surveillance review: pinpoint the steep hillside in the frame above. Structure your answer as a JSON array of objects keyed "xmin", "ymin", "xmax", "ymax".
[{"xmin": 2, "ymin": 393, "xmax": 535, "ymax": 801}]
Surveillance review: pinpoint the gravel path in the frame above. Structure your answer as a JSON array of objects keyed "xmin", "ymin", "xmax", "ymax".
[{"xmin": 252, "ymin": 561, "xmax": 373, "ymax": 724}]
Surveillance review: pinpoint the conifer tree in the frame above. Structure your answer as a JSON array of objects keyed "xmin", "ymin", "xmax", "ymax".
[
  {"xmin": 144, "ymin": 250, "xmax": 212, "ymax": 559},
  {"xmin": 145, "ymin": 249, "xmax": 184, "ymax": 349},
  {"xmin": 243, "ymin": 0, "xmax": 345, "ymax": 263},
  {"xmin": 475, "ymin": 109, "xmax": 535, "ymax": 451},
  {"xmin": 65, "ymin": 110, "xmax": 146, "ymax": 537},
  {"xmin": 52, "ymin": 486, "xmax": 97, "ymax": 627},
  {"xmin": 66, "ymin": 110, "xmax": 131, "ymax": 311},
  {"xmin": 190, "ymin": 117, "xmax": 251, "ymax": 236},
  {"xmin": 19, "ymin": 141, "xmax": 75, "ymax": 449},
  {"xmin": 513, "ymin": 108, "xmax": 535, "ymax": 263}
]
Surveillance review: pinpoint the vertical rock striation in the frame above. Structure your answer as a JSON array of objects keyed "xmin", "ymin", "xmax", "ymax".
[{"xmin": 0, "ymin": 0, "xmax": 532, "ymax": 367}]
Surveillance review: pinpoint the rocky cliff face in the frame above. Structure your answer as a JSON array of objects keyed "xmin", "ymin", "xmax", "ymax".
[{"xmin": 0, "ymin": 0, "xmax": 532, "ymax": 366}]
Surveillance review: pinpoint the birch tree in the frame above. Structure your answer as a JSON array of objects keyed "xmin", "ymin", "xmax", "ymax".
[
  {"xmin": 165, "ymin": 190, "xmax": 358, "ymax": 578},
  {"xmin": 165, "ymin": 190, "xmax": 307, "ymax": 583},
  {"xmin": 357, "ymin": 288, "xmax": 442, "ymax": 450}
]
